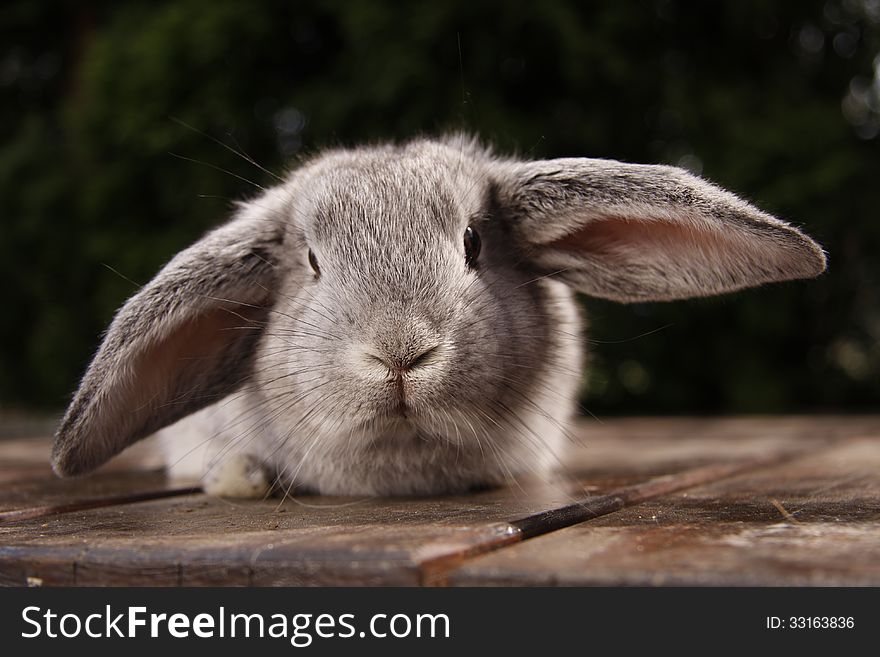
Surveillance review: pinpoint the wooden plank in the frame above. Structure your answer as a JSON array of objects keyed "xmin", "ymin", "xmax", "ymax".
[
  {"xmin": 0, "ymin": 413, "xmax": 58, "ymax": 440},
  {"xmin": 0, "ymin": 434, "xmax": 164, "ymax": 485},
  {"xmin": 0, "ymin": 428, "xmax": 588, "ymax": 585},
  {"xmin": 447, "ymin": 435, "xmax": 880, "ymax": 586},
  {"xmin": 0, "ymin": 435, "xmax": 190, "ymax": 520},
  {"xmin": 1, "ymin": 416, "xmax": 873, "ymax": 586},
  {"xmin": 0, "ymin": 485, "xmax": 560, "ymax": 586},
  {"xmin": 0, "ymin": 486, "xmax": 198, "ymax": 522}
]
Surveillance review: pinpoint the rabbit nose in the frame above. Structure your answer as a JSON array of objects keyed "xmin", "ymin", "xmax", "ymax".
[{"xmin": 368, "ymin": 344, "xmax": 440, "ymax": 375}]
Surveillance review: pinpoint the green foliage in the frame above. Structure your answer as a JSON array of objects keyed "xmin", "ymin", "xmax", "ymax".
[{"xmin": 1, "ymin": 0, "xmax": 878, "ymax": 413}]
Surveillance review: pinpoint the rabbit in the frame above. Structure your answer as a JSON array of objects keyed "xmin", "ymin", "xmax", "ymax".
[{"xmin": 50, "ymin": 136, "xmax": 826, "ymax": 497}]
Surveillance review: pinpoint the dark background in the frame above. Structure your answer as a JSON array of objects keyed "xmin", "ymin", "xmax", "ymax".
[{"xmin": 2, "ymin": 0, "xmax": 878, "ymax": 417}]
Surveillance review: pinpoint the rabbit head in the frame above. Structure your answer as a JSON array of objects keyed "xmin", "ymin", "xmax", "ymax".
[{"xmin": 52, "ymin": 136, "xmax": 825, "ymax": 496}]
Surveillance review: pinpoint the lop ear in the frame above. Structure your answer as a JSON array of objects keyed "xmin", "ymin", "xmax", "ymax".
[
  {"xmin": 52, "ymin": 202, "xmax": 290, "ymax": 476},
  {"xmin": 494, "ymin": 158, "xmax": 826, "ymax": 302}
]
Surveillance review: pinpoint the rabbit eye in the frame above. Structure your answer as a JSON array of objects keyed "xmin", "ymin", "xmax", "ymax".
[
  {"xmin": 464, "ymin": 226, "xmax": 481, "ymax": 267},
  {"xmin": 308, "ymin": 249, "xmax": 321, "ymax": 277}
]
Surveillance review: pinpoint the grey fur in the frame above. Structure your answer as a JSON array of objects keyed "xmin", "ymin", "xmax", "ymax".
[
  {"xmin": 52, "ymin": 136, "xmax": 826, "ymax": 496},
  {"xmin": 495, "ymin": 158, "xmax": 827, "ymax": 302},
  {"xmin": 51, "ymin": 204, "xmax": 290, "ymax": 475}
]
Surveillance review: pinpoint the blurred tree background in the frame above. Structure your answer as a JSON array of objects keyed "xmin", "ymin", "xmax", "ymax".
[{"xmin": 1, "ymin": 0, "xmax": 878, "ymax": 416}]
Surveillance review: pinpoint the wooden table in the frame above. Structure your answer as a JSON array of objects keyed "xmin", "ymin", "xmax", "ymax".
[{"xmin": 1, "ymin": 416, "xmax": 878, "ymax": 586}]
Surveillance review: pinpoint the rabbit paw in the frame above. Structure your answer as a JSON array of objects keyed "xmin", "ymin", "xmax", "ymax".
[{"xmin": 202, "ymin": 453, "xmax": 270, "ymax": 498}]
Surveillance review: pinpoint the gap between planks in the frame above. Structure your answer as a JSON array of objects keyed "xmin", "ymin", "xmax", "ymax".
[
  {"xmin": 1, "ymin": 428, "xmax": 855, "ymax": 587},
  {"xmin": 420, "ymin": 441, "xmax": 838, "ymax": 584},
  {"xmin": 0, "ymin": 488, "xmax": 201, "ymax": 523}
]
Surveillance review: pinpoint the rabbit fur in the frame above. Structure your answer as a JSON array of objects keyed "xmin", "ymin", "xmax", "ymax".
[{"xmin": 51, "ymin": 136, "xmax": 826, "ymax": 497}]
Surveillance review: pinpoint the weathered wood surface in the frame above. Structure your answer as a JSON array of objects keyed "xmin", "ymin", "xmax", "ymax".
[
  {"xmin": 450, "ymin": 432, "xmax": 880, "ymax": 586},
  {"xmin": 0, "ymin": 416, "xmax": 877, "ymax": 586}
]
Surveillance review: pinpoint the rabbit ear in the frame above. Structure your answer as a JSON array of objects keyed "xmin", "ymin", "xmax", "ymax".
[
  {"xmin": 494, "ymin": 158, "xmax": 826, "ymax": 302},
  {"xmin": 52, "ymin": 204, "xmax": 290, "ymax": 476}
]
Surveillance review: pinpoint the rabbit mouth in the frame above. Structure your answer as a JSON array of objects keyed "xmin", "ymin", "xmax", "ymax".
[
  {"xmin": 393, "ymin": 399, "xmax": 410, "ymax": 419},
  {"xmin": 376, "ymin": 395, "xmax": 416, "ymax": 422},
  {"xmin": 358, "ymin": 413, "xmax": 416, "ymax": 437}
]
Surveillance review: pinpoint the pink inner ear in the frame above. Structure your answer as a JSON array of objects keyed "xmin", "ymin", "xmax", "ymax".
[
  {"xmin": 52, "ymin": 297, "xmax": 273, "ymax": 477},
  {"xmin": 546, "ymin": 216, "xmax": 745, "ymax": 263},
  {"xmin": 129, "ymin": 303, "xmax": 269, "ymax": 414},
  {"xmin": 535, "ymin": 213, "xmax": 824, "ymax": 302}
]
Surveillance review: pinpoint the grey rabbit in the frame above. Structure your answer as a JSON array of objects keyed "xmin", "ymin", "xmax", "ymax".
[{"xmin": 51, "ymin": 136, "xmax": 826, "ymax": 497}]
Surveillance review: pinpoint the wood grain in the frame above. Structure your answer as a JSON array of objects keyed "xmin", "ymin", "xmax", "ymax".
[
  {"xmin": 448, "ymin": 435, "xmax": 880, "ymax": 586},
  {"xmin": 0, "ymin": 416, "xmax": 876, "ymax": 586}
]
